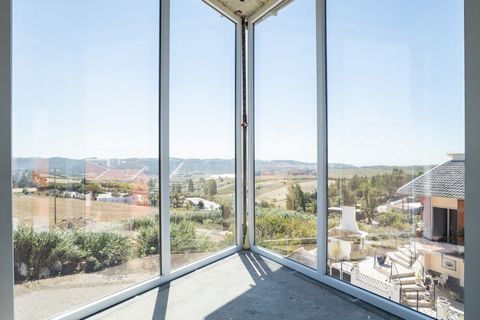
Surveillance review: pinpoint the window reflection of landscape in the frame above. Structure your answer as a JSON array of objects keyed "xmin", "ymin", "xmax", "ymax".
[
  {"xmin": 253, "ymin": 0, "xmax": 318, "ymax": 269},
  {"xmin": 326, "ymin": 1, "xmax": 465, "ymax": 319},
  {"xmin": 169, "ymin": 0, "xmax": 236, "ymax": 269}
]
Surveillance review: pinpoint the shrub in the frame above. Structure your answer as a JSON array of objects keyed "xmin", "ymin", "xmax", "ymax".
[
  {"xmin": 375, "ymin": 209, "xmax": 410, "ymax": 230},
  {"xmin": 13, "ymin": 226, "xmax": 132, "ymax": 282},
  {"xmin": 255, "ymin": 208, "xmax": 316, "ymax": 253},
  {"xmin": 170, "ymin": 220, "xmax": 210, "ymax": 252},
  {"xmin": 122, "ymin": 216, "xmax": 158, "ymax": 231},
  {"xmin": 73, "ymin": 231, "xmax": 131, "ymax": 270},
  {"xmin": 48, "ymin": 236, "xmax": 86, "ymax": 275},
  {"xmin": 29, "ymin": 229, "xmax": 68, "ymax": 279},
  {"xmin": 84, "ymin": 256, "xmax": 101, "ymax": 273},
  {"xmin": 328, "ymin": 215, "xmax": 341, "ymax": 230},
  {"xmin": 13, "ymin": 225, "xmax": 35, "ymax": 281},
  {"xmin": 170, "ymin": 209, "xmax": 224, "ymax": 225},
  {"xmin": 137, "ymin": 225, "xmax": 160, "ymax": 257},
  {"xmin": 135, "ymin": 220, "xmax": 213, "ymax": 256}
]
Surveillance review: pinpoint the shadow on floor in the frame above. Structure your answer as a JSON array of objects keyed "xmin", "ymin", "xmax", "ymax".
[
  {"xmin": 202, "ymin": 251, "xmax": 400, "ymax": 320},
  {"xmin": 89, "ymin": 251, "xmax": 402, "ymax": 320},
  {"xmin": 152, "ymin": 282, "xmax": 169, "ymax": 320}
]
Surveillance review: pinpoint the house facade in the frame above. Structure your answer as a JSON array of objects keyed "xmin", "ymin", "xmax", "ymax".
[{"xmin": 398, "ymin": 153, "xmax": 465, "ymax": 299}]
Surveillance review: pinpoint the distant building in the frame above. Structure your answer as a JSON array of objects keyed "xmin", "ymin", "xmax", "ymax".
[
  {"xmin": 97, "ymin": 192, "xmax": 143, "ymax": 204},
  {"xmin": 185, "ymin": 197, "xmax": 221, "ymax": 210}
]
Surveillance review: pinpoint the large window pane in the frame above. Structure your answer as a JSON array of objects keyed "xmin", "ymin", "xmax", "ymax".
[
  {"xmin": 326, "ymin": 1, "xmax": 464, "ymax": 318},
  {"xmin": 12, "ymin": 1, "xmax": 160, "ymax": 319},
  {"xmin": 169, "ymin": 1, "xmax": 236, "ymax": 269},
  {"xmin": 254, "ymin": 0, "xmax": 317, "ymax": 269}
]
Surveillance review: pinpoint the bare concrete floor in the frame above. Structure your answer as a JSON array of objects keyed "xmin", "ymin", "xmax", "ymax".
[{"xmin": 88, "ymin": 252, "xmax": 401, "ymax": 320}]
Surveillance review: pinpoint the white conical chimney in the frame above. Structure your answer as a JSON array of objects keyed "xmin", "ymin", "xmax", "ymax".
[{"xmin": 340, "ymin": 206, "xmax": 361, "ymax": 233}]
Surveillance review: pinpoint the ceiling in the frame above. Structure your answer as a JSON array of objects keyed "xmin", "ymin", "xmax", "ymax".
[{"xmin": 205, "ymin": 0, "xmax": 280, "ymax": 19}]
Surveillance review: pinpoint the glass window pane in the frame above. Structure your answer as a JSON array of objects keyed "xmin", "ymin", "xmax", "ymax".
[
  {"xmin": 169, "ymin": 1, "xmax": 236, "ymax": 269},
  {"xmin": 254, "ymin": 0, "xmax": 317, "ymax": 269},
  {"xmin": 326, "ymin": 0, "xmax": 464, "ymax": 318},
  {"xmin": 12, "ymin": 1, "xmax": 160, "ymax": 319}
]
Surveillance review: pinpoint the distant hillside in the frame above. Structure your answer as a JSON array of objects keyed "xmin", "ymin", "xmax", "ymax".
[
  {"xmin": 13, "ymin": 157, "xmax": 160, "ymax": 178},
  {"xmin": 327, "ymin": 165, "xmax": 435, "ymax": 180},
  {"xmin": 12, "ymin": 157, "xmax": 434, "ymax": 179}
]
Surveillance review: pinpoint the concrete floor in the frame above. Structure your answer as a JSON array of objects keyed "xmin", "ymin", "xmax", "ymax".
[{"xmin": 88, "ymin": 251, "xmax": 401, "ymax": 320}]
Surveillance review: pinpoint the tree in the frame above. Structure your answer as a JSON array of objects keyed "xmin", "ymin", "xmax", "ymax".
[
  {"xmin": 13, "ymin": 170, "xmax": 47, "ymax": 188},
  {"xmin": 84, "ymin": 182, "xmax": 104, "ymax": 199},
  {"xmin": 260, "ymin": 200, "xmax": 271, "ymax": 208},
  {"xmin": 184, "ymin": 200, "xmax": 193, "ymax": 209},
  {"xmin": 171, "ymin": 183, "xmax": 182, "ymax": 194},
  {"xmin": 147, "ymin": 178, "xmax": 156, "ymax": 189},
  {"xmin": 359, "ymin": 181, "xmax": 381, "ymax": 223},
  {"xmin": 204, "ymin": 179, "xmax": 217, "ymax": 197},
  {"xmin": 305, "ymin": 200, "xmax": 317, "ymax": 214},
  {"xmin": 170, "ymin": 193, "xmax": 184, "ymax": 208},
  {"xmin": 32, "ymin": 171, "xmax": 47, "ymax": 188},
  {"xmin": 149, "ymin": 192, "xmax": 159, "ymax": 207},
  {"xmin": 188, "ymin": 179, "xmax": 195, "ymax": 193},
  {"xmin": 286, "ymin": 184, "xmax": 305, "ymax": 212},
  {"xmin": 220, "ymin": 204, "xmax": 232, "ymax": 230}
]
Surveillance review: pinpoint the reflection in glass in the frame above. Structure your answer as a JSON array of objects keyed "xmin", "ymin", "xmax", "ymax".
[
  {"xmin": 169, "ymin": 1, "xmax": 236, "ymax": 269},
  {"xmin": 254, "ymin": 0, "xmax": 317, "ymax": 269},
  {"xmin": 12, "ymin": 1, "xmax": 159, "ymax": 319},
  {"xmin": 326, "ymin": 1, "xmax": 464, "ymax": 318}
]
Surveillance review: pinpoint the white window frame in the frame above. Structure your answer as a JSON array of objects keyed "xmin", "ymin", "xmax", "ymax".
[
  {"xmin": 1, "ymin": 1, "xmax": 243, "ymax": 319},
  {"xmin": 464, "ymin": 0, "xmax": 480, "ymax": 317},
  {"xmin": 1, "ymin": 0, "xmax": 479, "ymax": 319},
  {"xmin": 247, "ymin": 1, "xmax": 475, "ymax": 319}
]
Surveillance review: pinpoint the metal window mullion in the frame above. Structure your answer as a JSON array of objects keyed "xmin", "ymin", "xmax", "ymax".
[
  {"xmin": 465, "ymin": 0, "xmax": 480, "ymax": 318},
  {"xmin": 0, "ymin": 0, "xmax": 14, "ymax": 319},
  {"xmin": 247, "ymin": 21, "xmax": 255, "ymax": 248},
  {"xmin": 236, "ymin": 22, "xmax": 244, "ymax": 247},
  {"xmin": 316, "ymin": 0, "xmax": 328, "ymax": 276},
  {"xmin": 160, "ymin": 0, "xmax": 171, "ymax": 276}
]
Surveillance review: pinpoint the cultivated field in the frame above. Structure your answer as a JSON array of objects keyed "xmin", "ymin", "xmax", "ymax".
[
  {"xmin": 13, "ymin": 194, "xmax": 159, "ymax": 230},
  {"xmin": 255, "ymin": 175, "xmax": 317, "ymax": 208}
]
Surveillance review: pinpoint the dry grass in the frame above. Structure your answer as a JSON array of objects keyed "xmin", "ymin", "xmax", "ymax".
[
  {"xmin": 13, "ymin": 194, "xmax": 159, "ymax": 228},
  {"xmin": 254, "ymin": 175, "xmax": 317, "ymax": 208}
]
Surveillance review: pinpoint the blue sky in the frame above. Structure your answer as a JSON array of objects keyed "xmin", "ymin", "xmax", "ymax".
[{"xmin": 12, "ymin": 0, "xmax": 464, "ymax": 166}]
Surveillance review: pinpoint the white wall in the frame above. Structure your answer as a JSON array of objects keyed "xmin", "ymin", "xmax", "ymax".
[
  {"xmin": 424, "ymin": 254, "xmax": 465, "ymax": 287},
  {"xmin": 431, "ymin": 197, "xmax": 458, "ymax": 210}
]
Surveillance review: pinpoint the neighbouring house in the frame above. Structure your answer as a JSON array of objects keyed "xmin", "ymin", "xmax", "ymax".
[
  {"xmin": 185, "ymin": 197, "xmax": 221, "ymax": 210},
  {"xmin": 398, "ymin": 153, "xmax": 465, "ymax": 299},
  {"xmin": 97, "ymin": 192, "xmax": 143, "ymax": 204}
]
